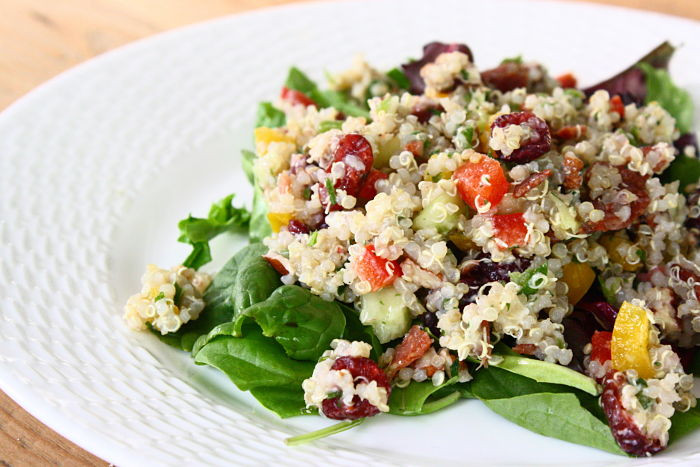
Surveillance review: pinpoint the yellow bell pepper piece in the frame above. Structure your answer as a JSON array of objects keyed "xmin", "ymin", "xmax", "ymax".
[
  {"xmin": 600, "ymin": 234, "xmax": 642, "ymax": 272},
  {"xmin": 254, "ymin": 127, "xmax": 295, "ymax": 156},
  {"xmin": 611, "ymin": 301, "xmax": 655, "ymax": 378},
  {"xmin": 267, "ymin": 212, "xmax": 293, "ymax": 233},
  {"xmin": 562, "ymin": 262, "xmax": 595, "ymax": 305}
]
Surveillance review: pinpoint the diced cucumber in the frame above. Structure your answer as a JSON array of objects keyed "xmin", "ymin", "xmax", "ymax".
[
  {"xmin": 413, "ymin": 190, "xmax": 463, "ymax": 234},
  {"xmin": 359, "ymin": 286, "xmax": 411, "ymax": 343}
]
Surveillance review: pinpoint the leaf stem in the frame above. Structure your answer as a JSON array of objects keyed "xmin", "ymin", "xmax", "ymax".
[{"xmin": 285, "ymin": 418, "xmax": 365, "ymax": 446}]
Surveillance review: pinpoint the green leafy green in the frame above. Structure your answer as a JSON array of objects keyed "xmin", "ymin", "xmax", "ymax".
[
  {"xmin": 389, "ymin": 376, "xmax": 462, "ymax": 416},
  {"xmin": 510, "ymin": 263, "xmax": 548, "ymax": 296},
  {"xmin": 482, "ymin": 393, "xmax": 624, "ymax": 455},
  {"xmin": 285, "ymin": 67, "xmax": 370, "ymax": 119},
  {"xmin": 178, "ymin": 194, "xmax": 251, "ymax": 269},
  {"xmin": 159, "ymin": 244, "xmax": 280, "ymax": 352},
  {"xmin": 639, "ymin": 62, "xmax": 694, "ymax": 134},
  {"xmin": 255, "ymin": 102, "xmax": 286, "ymax": 128},
  {"xmin": 319, "ymin": 120, "xmax": 343, "ymax": 133},
  {"xmin": 194, "ymin": 324, "xmax": 314, "ymax": 418},
  {"xmin": 491, "ymin": 353, "xmax": 599, "ymax": 395},
  {"xmin": 501, "ymin": 55, "xmax": 523, "ymax": 64},
  {"xmin": 662, "ymin": 152, "xmax": 700, "ymax": 193},
  {"xmin": 387, "ymin": 67, "xmax": 410, "ymax": 90},
  {"xmin": 249, "ymin": 184, "xmax": 272, "ymax": 243},
  {"xmin": 233, "ymin": 285, "xmax": 346, "ymax": 361},
  {"xmin": 241, "ymin": 149, "xmax": 256, "ymax": 185},
  {"xmin": 286, "ymin": 419, "xmax": 365, "ymax": 446},
  {"xmin": 669, "ymin": 406, "xmax": 700, "ymax": 444}
]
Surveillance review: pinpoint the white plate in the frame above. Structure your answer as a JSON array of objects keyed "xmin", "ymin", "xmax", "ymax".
[{"xmin": 1, "ymin": 0, "xmax": 699, "ymax": 465}]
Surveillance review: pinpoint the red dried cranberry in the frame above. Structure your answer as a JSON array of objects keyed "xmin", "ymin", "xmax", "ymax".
[
  {"xmin": 481, "ymin": 62, "xmax": 529, "ymax": 93},
  {"xmin": 411, "ymin": 102, "xmax": 443, "ymax": 123},
  {"xmin": 490, "ymin": 111, "xmax": 551, "ymax": 163},
  {"xmin": 321, "ymin": 356, "xmax": 391, "ymax": 420},
  {"xmin": 459, "ymin": 254, "xmax": 531, "ymax": 306},
  {"xmin": 357, "ymin": 169, "xmax": 388, "ymax": 203},
  {"xmin": 286, "ymin": 219, "xmax": 310, "ymax": 235},
  {"xmin": 328, "ymin": 134, "xmax": 374, "ymax": 196},
  {"xmin": 576, "ymin": 301, "xmax": 618, "ymax": 331},
  {"xmin": 601, "ymin": 372, "xmax": 664, "ymax": 456},
  {"xmin": 420, "ymin": 311, "xmax": 440, "ymax": 339}
]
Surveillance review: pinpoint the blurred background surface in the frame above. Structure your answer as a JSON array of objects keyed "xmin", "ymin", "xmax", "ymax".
[{"xmin": 0, "ymin": 0, "xmax": 698, "ymax": 464}]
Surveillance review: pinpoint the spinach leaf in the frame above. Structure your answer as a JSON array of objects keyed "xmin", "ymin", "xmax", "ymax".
[
  {"xmin": 389, "ymin": 376, "xmax": 462, "ymax": 416},
  {"xmin": 492, "ymin": 353, "xmax": 599, "ymax": 395},
  {"xmin": 255, "ymin": 102, "xmax": 286, "ymax": 128},
  {"xmin": 510, "ymin": 263, "xmax": 548, "ymax": 296},
  {"xmin": 194, "ymin": 325, "xmax": 314, "ymax": 418},
  {"xmin": 233, "ymin": 285, "xmax": 345, "ymax": 361},
  {"xmin": 159, "ymin": 244, "xmax": 280, "ymax": 352},
  {"xmin": 662, "ymin": 152, "xmax": 700, "ymax": 193},
  {"xmin": 669, "ymin": 406, "xmax": 700, "ymax": 444},
  {"xmin": 482, "ymin": 393, "xmax": 625, "ymax": 455},
  {"xmin": 249, "ymin": 184, "xmax": 272, "ymax": 243},
  {"xmin": 339, "ymin": 302, "xmax": 383, "ymax": 360},
  {"xmin": 241, "ymin": 149, "xmax": 256, "ymax": 185},
  {"xmin": 178, "ymin": 194, "xmax": 251, "ymax": 269},
  {"xmin": 470, "ymin": 366, "xmax": 570, "ymax": 400},
  {"xmin": 639, "ymin": 62, "xmax": 694, "ymax": 134},
  {"xmin": 285, "ymin": 67, "xmax": 370, "ymax": 119},
  {"xmin": 386, "ymin": 67, "xmax": 410, "ymax": 90}
]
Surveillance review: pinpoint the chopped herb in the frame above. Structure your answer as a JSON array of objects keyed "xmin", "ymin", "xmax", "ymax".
[
  {"xmin": 326, "ymin": 390, "xmax": 342, "ymax": 399},
  {"xmin": 636, "ymin": 249, "xmax": 647, "ymax": 262},
  {"xmin": 307, "ymin": 231, "xmax": 319, "ymax": 246},
  {"xmin": 432, "ymin": 174, "xmax": 442, "ymax": 182},
  {"xmin": 319, "ymin": 120, "xmax": 343, "ymax": 133},
  {"xmin": 461, "ymin": 125, "xmax": 475, "ymax": 149},
  {"xmin": 153, "ymin": 292, "xmax": 165, "ymax": 302},
  {"xmin": 303, "ymin": 186, "xmax": 312, "ymax": 200},
  {"xmin": 325, "ymin": 178, "xmax": 337, "ymax": 205},
  {"xmin": 637, "ymin": 393, "xmax": 654, "ymax": 410}
]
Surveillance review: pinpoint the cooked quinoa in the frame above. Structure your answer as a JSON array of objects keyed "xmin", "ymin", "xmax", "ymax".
[{"xmin": 126, "ymin": 41, "xmax": 700, "ymax": 456}]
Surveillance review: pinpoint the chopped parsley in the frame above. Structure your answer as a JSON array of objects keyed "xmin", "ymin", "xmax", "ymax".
[{"xmin": 325, "ymin": 178, "xmax": 337, "ymax": 205}]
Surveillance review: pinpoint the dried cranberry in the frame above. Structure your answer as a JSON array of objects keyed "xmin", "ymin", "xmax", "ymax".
[
  {"xmin": 322, "ymin": 356, "xmax": 391, "ymax": 420},
  {"xmin": 576, "ymin": 301, "xmax": 618, "ymax": 331},
  {"xmin": 674, "ymin": 133, "xmax": 698, "ymax": 155},
  {"xmin": 286, "ymin": 219, "xmax": 310, "ymax": 235},
  {"xmin": 411, "ymin": 102, "xmax": 443, "ymax": 123},
  {"xmin": 329, "ymin": 134, "xmax": 374, "ymax": 196},
  {"xmin": 459, "ymin": 254, "xmax": 531, "ymax": 306},
  {"xmin": 583, "ymin": 163, "xmax": 650, "ymax": 233},
  {"xmin": 420, "ymin": 311, "xmax": 441, "ymax": 339},
  {"xmin": 357, "ymin": 169, "xmax": 388, "ymax": 204},
  {"xmin": 401, "ymin": 42, "xmax": 474, "ymax": 95},
  {"xmin": 481, "ymin": 62, "xmax": 529, "ymax": 93},
  {"xmin": 490, "ymin": 111, "xmax": 551, "ymax": 163},
  {"xmin": 602, "ymin": 372, "xmax": 664, "ymax": 456}
]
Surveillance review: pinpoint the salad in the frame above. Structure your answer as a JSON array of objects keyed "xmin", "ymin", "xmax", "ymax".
[{"xmin": 124, "ymin": 41, "xmax": 700, "ymax": 456}]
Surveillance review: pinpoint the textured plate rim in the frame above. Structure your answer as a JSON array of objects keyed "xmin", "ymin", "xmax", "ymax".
[{"xmin": 0, "ymin": 1, "xmax": 698, "ymax": 465}]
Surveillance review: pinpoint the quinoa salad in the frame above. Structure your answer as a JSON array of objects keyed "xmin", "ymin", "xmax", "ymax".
[{"xmin": 124, "ymin": 41, "xmax": 700, "ymax": 456}]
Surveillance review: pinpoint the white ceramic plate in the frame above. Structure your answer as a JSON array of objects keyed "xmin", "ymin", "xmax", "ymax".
[{"xmin": 1, "ymin": 0, "xmax": 700, "ymax": 465}]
